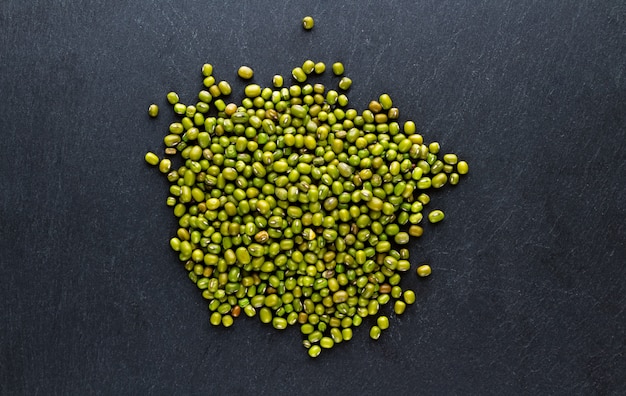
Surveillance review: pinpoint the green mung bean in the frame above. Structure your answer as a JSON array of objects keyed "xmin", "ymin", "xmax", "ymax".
[
  {"xmin": 302, "ymin": 16, "xmax": 315, "ymax": 30},
  {"xmin": 394, "ymin": 300, "xmax": 406, "ymax": 315},
  {"xmin": 457, "ymin": 160, "xmax": 469, "ymax": 175},
  {"xmin": 148, "ymin": 104, "xmax": 159, "ymax": 117},
  {"xmin": 308, "ymin": 344, "xmax": 321, "ymax": 357},
  {"xmin": 244, "ymin": 84, "xmax": 262, "ymax": 98},
  {"xmin": 273, "ymin": 317, "xmax": 288, "ymax": 330},
  {"xmin": 428, "ymin": 210, "xmax": 445, "ymax": 223},
  {"xmin": 332, "ymin": 62, "xmax": 344, "ymax": 76},
  {"xmin": 431, "ymin": 173, "xmax": 448, "ymax": 188},
  {"xmin": 145, "ymin": 152, "xmax": 159, "ymax": 166},
  {"xmin": 443, "ymin": 153, "xmax": 458, "ymax": 165},
  {"xmin": 377, "ymin": 316, "xmax": 389, "ymax": 330},
  {"xmin": 201, "ymin": 63, "xmax": 213, "ymax": 77},
  {"xmin": 449, "ymin": 172, "xmax": 460, "ymax": 185},
  {"xmin": 238, "ymin": 66, "xmax": 254, "ymax": 80},
  {"xmin": 369, "ymin": 325, "xmax": 381, "ymax": 340},
  {"xmin": 320, "ymin": 336, "xmax": 334, "ymax": 349},
  {"xmin": 167, "ymin": 91, "xmax": 179, "ymax": 104},
  {"xmin": 218, "ymin": 81, "xmax": 232, "ymax": 95},
  {"xmin": 292, "ymin": 67, "xmax": 307, "ymax": 83},
  {"xmin": 379, "ymin": 94, "xmax": 392, "ymax": 110},
  {"xmin": 417, "ymin": 265, "xmax": 431, "ymax": 277},
  {"xmin": 338, "ymin": 77, "xmax": 352, "ymax": 90},
  {"xmin": 272, "ymin": 75, "xmax": 284, "ymax": 88},
  {"xmin": 302, "ymin": 60, "xmax": 315, "ymax": 74},
  {"xmin": 403, "ymin": 290, "xmax": 416, "ymax": 305},
  {"xmin": 314, "ymin": 62, "xmax": 326, "ymax": 74}
]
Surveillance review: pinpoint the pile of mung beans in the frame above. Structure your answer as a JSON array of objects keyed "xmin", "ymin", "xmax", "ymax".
[{"xmin": 145, "ymin": 59, "xmax": 468, "ymax": 357}]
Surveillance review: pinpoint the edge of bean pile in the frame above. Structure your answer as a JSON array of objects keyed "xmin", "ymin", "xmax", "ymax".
[{"xmin": 145, "ymin": 59, "xmax": 469, "ymax": 358}]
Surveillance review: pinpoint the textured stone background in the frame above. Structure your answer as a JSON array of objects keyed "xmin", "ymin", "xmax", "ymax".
[{"xmin": 1, "ymin": 1, "xmax": 624, "ymax": 394}]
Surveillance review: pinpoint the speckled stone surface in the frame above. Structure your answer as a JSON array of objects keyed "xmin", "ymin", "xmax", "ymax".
[{"xmin": 1, "ymin": 1, "xmax": 624, "ymax": 394}]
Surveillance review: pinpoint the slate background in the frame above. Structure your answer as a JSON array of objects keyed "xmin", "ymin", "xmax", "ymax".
[{"xmin": 1, "ymin": 1, "xmax": 625, "ymax": 394}]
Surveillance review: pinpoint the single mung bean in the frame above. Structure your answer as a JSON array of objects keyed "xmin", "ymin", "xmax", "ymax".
[
  {"xmin": 308, "ymin": 344, "xmax": 321, "ymax": 358},
  {"xmin": 218, "ymin": 81, "xmax": 232, "ymax": 95},
  {"xmin": 166, "ymin": 91, "xmax": 179, "ymax": 104},
  {"xmin": 238, "ymin": 66, "xmax": 254, "ymax": 79},
  {"xmin": 428, "ymin": 209, "xmax": 445, "ymax": 223},
  {"xmin": 273, "ymin": 75, "xmax": 284, "ymax": 88},
  {"xmin": 158, "ymin": 159, "xmax": 171, "ymax": 173},
  {"xmin": 417, "ymin": 265, "xmax": 432, "ymax": 277},
  {"xmin": 332, "ymin": 62, "xmax": 344, "ymax": 76},
  {"xmin": 320, "ymin": 337, "xmax": 334, "ymax": 349},
  {"xmin": 403, "ymin": 290, "xmax": 416, "ymax": 305},
  {"xmin": 431, "ymin": 173, "xmax": 448, "ymax": 188},
  {"xmin": 417, "ymin": 177, "xmax": 432, "ymax": 189},
  {"xmin": 222, "ymin": 314, "xmax": 234, "ymax": 327},
  {"xmin": 394, "ymin": 232, "xmax": 410, "ymax": 245},
  {"xmin": 302, "ymin": 16, "xmax": 315, "ymax": 30},
  {"xmin": 338, "ymin": 77, "xmax": 352, "ymax": 90},
  {"xmin": 302, "ymin": 60, "xmax": 315, "ymax": 74},
  {"xmin": 408, "ymin": 225, "xmax": 423, "ymax": 237},
  {"xmin": 292, "ymin": 67, "xmax": 307, "ymax": 83},
  {"xmin": 209, "ymin": 312, "xmax": 222, "ymax": 326},
  {"xmin": 369, "ymin": 325, "xmax": 381, "ymax": 340},
  {"xmin": 148, "ymin": 104, "xmax": 159, "ymax": 117},
  {"xmin": 428, "ymin": 142, "xmax": 440, "ymax": 154},
  {"xmin": 173, "ymin": 103, "xmax": 186, "ymax": 115},
  {"xmin": 394, "ymin": 300, "xmax": 406, "ymax": 315},
  {"xmin": 244, "ymin": 84, "xmax": 262, "ymax": 98},
  {"xmin": 273, "ymin": 317, "xmax": 288, "ymax": 330},
  {"xmin": 201, "ymin": 63, "xmax": 213, "ymax": 77},
  {"xmin": 259, "ymin": 307, "xmax": 272, "ymax": 323},
  {"xmin": 443, "ymin": 153, "xmax": 458, "ymax": 164},
  {"xmin": 379, "ymin": 94, "xmax": 392, "ymax": 110},
  {"xmin": 145, "ymin": 152, "xmax": 159, "ymax": 166},
  {"xmin": 457, "ymin": 160, "xmax": 469, "ymax": 174},
  {"xmin": 377, "ymin": 316, "xmax": 390, "ymax": 330},
  {"xmin": 449, "ymin": 172, "xmax": 460, "ymax": 185}
]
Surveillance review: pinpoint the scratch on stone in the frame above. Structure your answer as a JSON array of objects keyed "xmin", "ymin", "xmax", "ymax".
[
  {"xmin": 547, "ymin": 213, "xmax": 562, "ymax": 238},
  {"xmin": 488, "ymin": 212, "xmax": 513, "ymax": 241}
]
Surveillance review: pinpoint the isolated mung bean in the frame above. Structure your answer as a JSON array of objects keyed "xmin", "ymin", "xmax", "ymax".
[
  {"xmin": 338, "ymin": 77, "xmax": 352, "ymax": 90},
  {"xmin": 238, "ymin": 66, "xmax": 254, "ymax": 79},
  {"xmin": 144, "ymin": 152, "xmax": 159, "ymax": 166},
  {"xmin": 302, "ymin": 16, "xmax": 315, "ymax": 30},
  {"xmin": 370, "ymin": 325, "xmax": 381, "ymax": 340},
  {"xmin": 292, "ymin": 67, "xmax": 307, "ymax": 83},
  {"xmin": 417, "ymin": 265, "xmax": 432, "ymax": 277},
  {"xmin": 428, "ymin": 210, "xmax": 445, "ymax": 223},
  {"xmin": 457, "ymin": 160, "xmax": 469, "ymax": 175},
  {"xmin": 148, "ymin": 104, "xmax": 159, "ymax": 117},
  {"xmin": 332, "ymin": 62, "xmax": 344, "ymax": 75}
]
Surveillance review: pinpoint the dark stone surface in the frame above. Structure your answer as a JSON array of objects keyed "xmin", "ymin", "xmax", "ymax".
[{"xmin": 1, "ymin": 1, "xmax": 625, "ymax": 394}]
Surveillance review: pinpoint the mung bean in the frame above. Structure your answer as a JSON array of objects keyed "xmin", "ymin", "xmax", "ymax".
[
  {"xmin": 148, "ymin": 104, "xmax": 159, "ymax": 117},
  {"xmin": 428, "ymin": 210, "xmax": 445, "ymax": 223},
  {"xmin": 302, "ymin": 16, "xmax": 315, "ymax": 30},
  {"xmin": 369, "ymin": 325, "xmax": 381, "ymax": 340},
  {"xmin": 338, "ymin": 77, "xmax": 352, "ymax": 90},
  {"xmin": 145, "ymin": 152, "xmax": 159, "ymax": 166},
  {"xmin": 332, "ymin": 62, "xmax": 344, "ymax": 75},
  {"xmin": 238, "ymin": 66, "xmax": 254, "ymax": 80},
  {"xmin": 457, "ymin": 160, "xmax": 469, "ymax": 175},
  {"xmin": 417, "ymin": 265, "xmax": 431, "ymax": 277}
]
